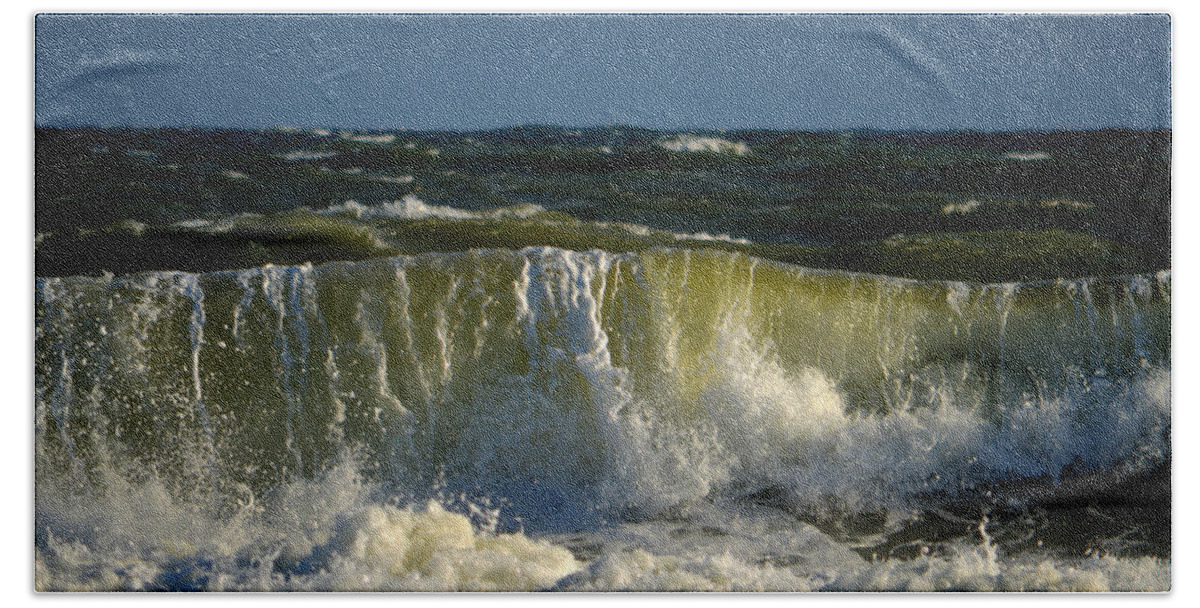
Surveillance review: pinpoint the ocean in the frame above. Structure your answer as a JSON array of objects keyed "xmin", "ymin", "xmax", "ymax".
[{"xmin": 34, "ymin": 127, "xmax": 1171, "ymax": 591}]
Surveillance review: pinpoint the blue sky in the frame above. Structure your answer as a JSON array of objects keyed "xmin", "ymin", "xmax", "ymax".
[{"xmin": 34, "ymin": 13, "xmax": 1171, "ymax": 131}]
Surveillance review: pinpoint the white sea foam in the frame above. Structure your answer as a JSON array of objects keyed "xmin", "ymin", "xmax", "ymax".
[
  {"xmin": 551, "ymin": 508, "xmax": 1169, "ymax": 592},
  {"xmin": 828, "ymin": 542, "xmax": 1167, "ymax": 592},
  {"xmin": 370, "ymin": 174, "xmax": 414, "ymax": 184},
  {"xmin": 1003, "ymin": 151, "xmax": 1052, "ymax": 161},
  {"xmin": 942, "ymin": 199, "xmax": 982, "ymax": 215},
  {"xmin": 338, "ymin": 131, "xmax": 397, "ymax": 145},
  {"xmin": 553, "ymin": 545, "xmax": 1168, "ymax": 592},
  {"xmin": 277, "ymin": 150, "xmax": 339, "ymax": 161},
  {"xmin": 596, "ymin": 220, "xmax": 752, "ymax": 244},
  {"xmin": 674, "ymin": 231, "xmax": 752, "ymax": 245},
  {"xmin": 35, "ymin": 456, "xmax": 581, "ymax": 592},
  {"xmin": 688, "ymin": 314, "xmax": 1170, "ymax": 513},
  {"xmin": 319, "ymin": 195, "xmax": 544, "ymax": 221},
  {"xmin": 658, "ymin": 135, "xmax": 750, "ymax": 155}
]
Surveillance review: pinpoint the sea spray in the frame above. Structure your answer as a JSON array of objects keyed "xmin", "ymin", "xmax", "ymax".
[{"xmin": 35, "ymin": 248, "xmax": 1171, "ymax": 590}]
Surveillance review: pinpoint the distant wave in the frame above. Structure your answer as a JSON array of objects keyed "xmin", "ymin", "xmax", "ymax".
[
  {"xmin": 319, "ymin": 195, "xmax": 545, "ymax": 221},
  {"xmin": 657, "ymin": 134, "xmax": 750, "ymax": 155}
]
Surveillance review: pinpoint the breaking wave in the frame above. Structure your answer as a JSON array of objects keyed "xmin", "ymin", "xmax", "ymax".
[{"xmin": 34, "ymin": 247, "xmax": 1170, "ymax": 591}]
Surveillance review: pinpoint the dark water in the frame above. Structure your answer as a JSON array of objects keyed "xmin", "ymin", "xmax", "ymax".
[{"xmin": 34, "ymin": 127, "xmax": 1170, "ymax": 591}]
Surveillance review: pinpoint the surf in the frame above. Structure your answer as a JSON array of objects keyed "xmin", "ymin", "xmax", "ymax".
[{"xmin": 33, "ymin": 246, "xmax": 1171, "ymax": 590}]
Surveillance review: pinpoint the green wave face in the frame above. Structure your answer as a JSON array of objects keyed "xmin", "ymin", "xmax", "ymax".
[{"xmin": 36, "ymin": 248, "xmax": 1170, "ymax": 519}]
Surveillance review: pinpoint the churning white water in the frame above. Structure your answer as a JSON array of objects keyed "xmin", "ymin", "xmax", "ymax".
[{"xmin": 35, "ymin": 248, "xmax": 1171, "ymax": 591}]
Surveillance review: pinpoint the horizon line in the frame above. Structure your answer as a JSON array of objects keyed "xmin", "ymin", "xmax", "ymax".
[{"xmin": 34, "ymin": 123, "xmax": 1174, "ymax": 135}]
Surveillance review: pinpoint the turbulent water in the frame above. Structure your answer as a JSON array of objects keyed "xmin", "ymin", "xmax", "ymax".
[
  {"xmin": 32, "ymin": 120, "xmax": 1175, "ymax": 593},
  {"xmin": 35, "ymin": 238, "xmax": 1170, "ymax": 591}
]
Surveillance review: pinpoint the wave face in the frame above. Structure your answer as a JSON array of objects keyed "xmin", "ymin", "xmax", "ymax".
[{"xmin": 34, "ymin": 248, "xmax": 1170, "ymax": 590}]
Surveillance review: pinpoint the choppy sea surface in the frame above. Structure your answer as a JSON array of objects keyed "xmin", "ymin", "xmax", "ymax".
[{"xmin": 34, "ymin": 127, "xmax": 1171, "ymax": 591}]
